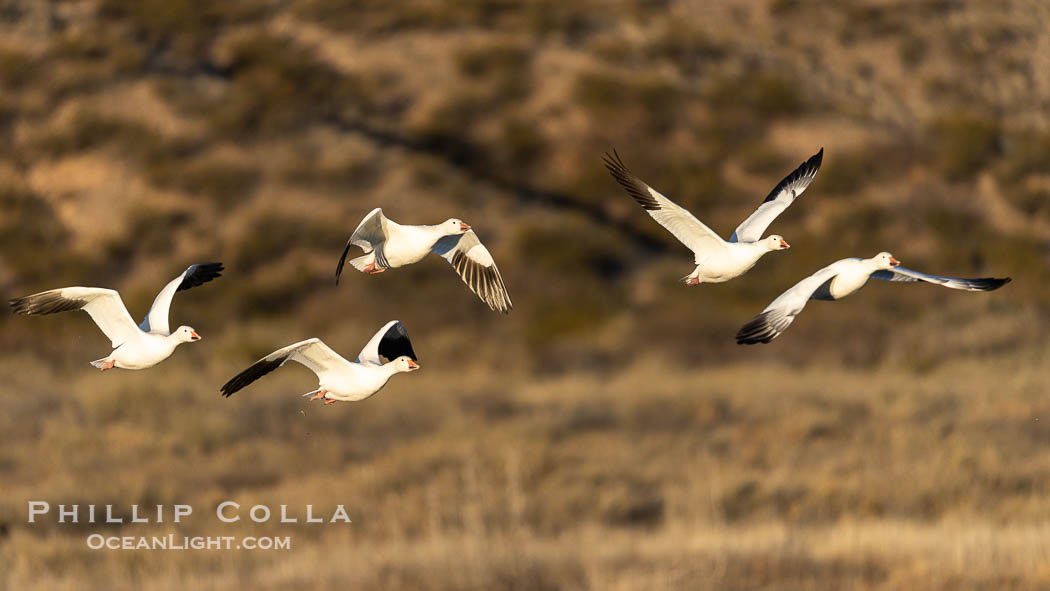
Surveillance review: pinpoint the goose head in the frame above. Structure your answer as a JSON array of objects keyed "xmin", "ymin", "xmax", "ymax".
[
  {"xmin": 765, "ymin": 234, "xmax": 790, "ymax": 251},
  {"xmin": 442, "ymin": 218, "xmax": 472, "ymax": 235},
  {"xmin": 392, "ymin": 356, "xmax": 420, "ymax": 373},
  {"xmin": 871, "ymin": 251, "xmax": 901, "ymax": 269},
  {"xmin": 174, "ymin": 325, "xmax": 202, "ymax": 343}
]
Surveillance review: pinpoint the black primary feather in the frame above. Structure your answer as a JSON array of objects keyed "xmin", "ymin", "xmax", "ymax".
[
  {"xmin": 762, "ymin": 147, "xmax": 823, "ymax": 203},
  {"xmin": 9, "ymin": 292, "xmax": 87, "ymax": 316},
  {"xmin": 736, "ymin": 310, "xmax": 789, "ymax": 345},
  {"xmin": 377, "ymin": 321, "xmax": 417, "ymax": 362},
  {"xmin": 177, "ymin": 262, "xmax": 224, "ymax": 292},
  {"xmin": 603, "ymin": 150, "xmax": 661, "ymax": 211},
  {"xmin": 335, "ymin": 239, "xmax": 354, "ymax": 285},
  {"xmin": 221, "ymin": 354, "xmax": 287, "ymax": 397}
]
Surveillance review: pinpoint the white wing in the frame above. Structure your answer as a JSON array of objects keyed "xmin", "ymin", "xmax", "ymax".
[
  {"xmin": 139, "ymin": 263, "xmax": 224, "ymax": 334},
  {"xmin": 603, "ymin": 151, "xmax": 728, "ymax": 257},
  {"xmin": 871, "ymin": 266, "xmax": 1011, "ymax": 291},
  {"xmin": 431, "ymin": 230, "xmax": 513, "ymax": 313},
  {"xmin": 730, "ymin": 148, "xmax": 823, "ymax": 243},
  {"xmin": 336, "ymin": 208, "xmax": 390, "ymax": 284},
  {"xmin": 220, "ymin": 338, "xmax": 352, "ymax": 397},
  {"xmin": 736, "ymin": 263, "xmax": 842, "ymax": 344},
  {"xmin": 10, "ymin": 287, "xmax": 141, "ymax": 348},
  {"xmin": 356, "ymin": 320, "xmax": 417, "ymax": 366}
]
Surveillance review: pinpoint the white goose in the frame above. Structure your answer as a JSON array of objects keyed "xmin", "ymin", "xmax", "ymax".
[
  {"xmin": 603, "ymin": 149, "xmax": 823, "ymax": 284},
  {"xmin": 736, "ymin": 252, "xmax": 1011, "ymax": 344},
  {"xmin": 9, "ymin": 263, "xmax": 223, "ymax": 370},
  {"xmin": 220, "ymin": 320, "xmax": 419, "ymax": 404},
  {"xmin": 335, "ymin": 208, "xmax": 512, "ymax": 313}
]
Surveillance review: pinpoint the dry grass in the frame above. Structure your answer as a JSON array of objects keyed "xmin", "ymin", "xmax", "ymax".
[{"xmin": 3, "ymin": 354, "xmax": 1050, "ymax": 589}]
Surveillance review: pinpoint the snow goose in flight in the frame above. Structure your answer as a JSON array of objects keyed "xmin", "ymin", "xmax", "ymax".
[
  {"xmin": 9, "ymin": 263, "xmax": 223, "ymax": 370},
  {"xmin": 334, "ymin": 208, "xmax": 512, "ymax": 313},
  {"xmin": 736, "ymin": 252, "xmax": 1011, "ymax": 344},
  {"xmin": 603, "ymin": 148, "xmax": 823, "ymax": 285},
  {"xmin": 220, "ymin": 320, "xmax": 419, "ymax": 404}
]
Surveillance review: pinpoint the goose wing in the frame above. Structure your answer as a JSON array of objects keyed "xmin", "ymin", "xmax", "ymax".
[
  {"xmin": 603, "ymin": 150, "xmax": 728, "ymax": 256},
  {"xmin": 10, "ymin": 287, "xmax": 140, "ymax": 348},
  {"xmin": 220, "ymin": 338, "xmax": 351, "ymax": 397},
  {"xmin": 356, "ymin": 320, "xmax": 417, "ymax": 366},
  {"xmin": 736, "ymin": 264, "xmax": 841, "ymax": 344},
  {"xmin": 432, "ymin": 230, "xmax": 513, "ymax": 313},
  {"xmin": 336, "ymin": 207, "xmax": 390, "ymax": 284},
  {"xmin": 871, "ymin": 266, "xmax": 1011, "ymax": 291},
  {"xmin": 730, "ymin": 148, "xmax": 823, "ymax": 243},
  {"xmin": 139, "ymin": 262, "xmax": 223, "ymax": 334}
]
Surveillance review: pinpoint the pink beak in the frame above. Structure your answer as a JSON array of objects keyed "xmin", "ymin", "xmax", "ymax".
[
  {"xmin": 779, "ymin": 239, "xmax": 790, "ymax": 249},
  {"xmin": 459, "ymin": 222, "xmax": 471, "ymax": 232},
  {"xmin": 190, "ymin": 331, "xmax": 202, "ymax": 341},
  {"xmin": 889, "ymin": 257, "xmax": 900, "ymax": 267}
]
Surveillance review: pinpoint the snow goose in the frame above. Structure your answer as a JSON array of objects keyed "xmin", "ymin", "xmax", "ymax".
[
  {"xmin": 736, "ymin": 252, "xmax": 1011, "ymax": 344},
  {"xmin": 334, "ymin": 208, "xmax": 512, "ymax": 313},
  {"xmin": 9, "ymin": 263, "xmax": 223, "ymax": 370},
  {"xmin": 220, "ymin": 320, "xmax": 419, "ymax": 404},
  {"xmin": 603, "ymin": 148, "xmax": 823, "ymax": 284}
]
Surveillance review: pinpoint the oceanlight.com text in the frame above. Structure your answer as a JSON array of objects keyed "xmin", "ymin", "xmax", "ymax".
[{"xmin": 86, "ymin": 534, "xmax": 292, "ymax": 551}]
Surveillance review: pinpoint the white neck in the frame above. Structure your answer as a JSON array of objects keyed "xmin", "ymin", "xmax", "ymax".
[
  {"xmin": 379, "ymin": 361, "xmax": 403, "ymax": 378},
  {"xmin": 863, "ymin": 258, "xmax": 886, "ymax": 272}
]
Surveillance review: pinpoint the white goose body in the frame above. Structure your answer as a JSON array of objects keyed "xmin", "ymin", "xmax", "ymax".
[
  {"xmin": 9, "ymin": 263, "xmax": 223, "ymax": 371},
  {"xmin": 320, "ymin": 361, "xmax": 403, "ymax": 402},
  {"xmin": 109, "ymin": 333, "xmax": 184, "ymax": 370},
  {"xmin": 380, "ymin": 222, "xmax": 448, "ymax": 268},
  {"xmin": 736, "ymin": 252, "xmax": 1011, "ymax": 344},
  {"xmin": 692, "ymin": 240, "xmax": 774, "ymax": 283},
  {"xmin": 335, "ymin": 208, "xmax": 513, "ymax": 313},
  {"xmin": 221, "ymin": 320, "xmax": 420, "ymax": 405},
  {"xmin": 604, "ymin": 149, "xmax": 823, "ymax": 285}
]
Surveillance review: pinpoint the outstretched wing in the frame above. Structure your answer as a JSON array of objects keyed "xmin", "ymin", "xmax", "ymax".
[
  {"xmin": 432, "ymin": 230, "xmax": 513, "ymax": 313},
  {"xmin": 736, "ymin": 264, "xmax": 841, "ymax": 345},
  {"xmin": 220, "ymin": 338, "xmax": 351, "ymax": 397},
  {"xmin": 871, "ymin": 266, "xmax": 1011, "ymax": 291},
  {"xmin": 730, "ymin": 148, "xmax": 823, "ymax": 243},
  {"xmin": 603, "ymin": 150, "xmax": 728, "ymax": 257},
  {"xmin": 10, "ymin": 287, "xmax": 140, "ymax": 348},
  {"xmin": 356, "ymin": 320, "xmax": 417, "ymax": 366},
  {"xmin": 336, "ymin": 208, "xmax": 389, "ymax": 284},
  {"xmin": 139, "ymin": 262, "xmax": 224, "ymax": 334}
]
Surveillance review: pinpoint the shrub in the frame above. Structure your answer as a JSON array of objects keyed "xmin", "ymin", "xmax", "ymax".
[{"xmin": 929, "ymin": 111, "xmax": 1001, "ymax": 181}]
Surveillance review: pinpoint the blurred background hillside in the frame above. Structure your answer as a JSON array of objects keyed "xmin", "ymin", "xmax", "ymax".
[{"xmin": 1, "ymin": 0, "xmax": 1049, "ymax": 589}]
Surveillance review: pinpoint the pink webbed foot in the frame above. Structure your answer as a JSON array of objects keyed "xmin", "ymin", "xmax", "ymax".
[
  {"xmin": 308, "ymin": 390, "xmax": 327, "ymax": 401},
  {"xmin": 684, "ymin": 277, "xmax": 700, "ymax": 286},
  {"xmin": 99, "ymin": 360, "xmax": 116, "ymax": 372},
  {"xmin": 323, "ymin": 399, "xmax": 337, "ymax": 405}
]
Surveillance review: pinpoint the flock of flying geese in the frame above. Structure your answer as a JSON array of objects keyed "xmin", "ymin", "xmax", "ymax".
[{"xmin": 8, "ymin": 148, "xmax": 1010, "ymax": 405}]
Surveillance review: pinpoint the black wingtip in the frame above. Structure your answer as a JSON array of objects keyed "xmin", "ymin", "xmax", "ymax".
[
  {"xmin": 8, "ymin": 293, "xmax": 86, "ymax": 316},
  {"xmin": 220, "ymin": 355, "xmax": 286, "ymax": 398},
  {"xmin": 334, "ymin": 240, "xmax": 352, "ymax": 287},
  {"xmin": 602, "ymin": 149, "xmax": 661, "ymax": 211},
  {"xmin": 378, "ymin": 321, "xmax": 417, "ymax": 362},
  {"xmin": 735, "ymin": 311, "xmax": 777, "ymax": 345},
  {"xmin": 811, "ymin": 147, "xmax": 824, "ymax": 167},
  {"xmin": 983, "ymin": 277, "xmax": 1011, "ymax": 291},
  {"xmin": 177, "ymin": 262, "xmax": 224, "ymax": 292}
]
